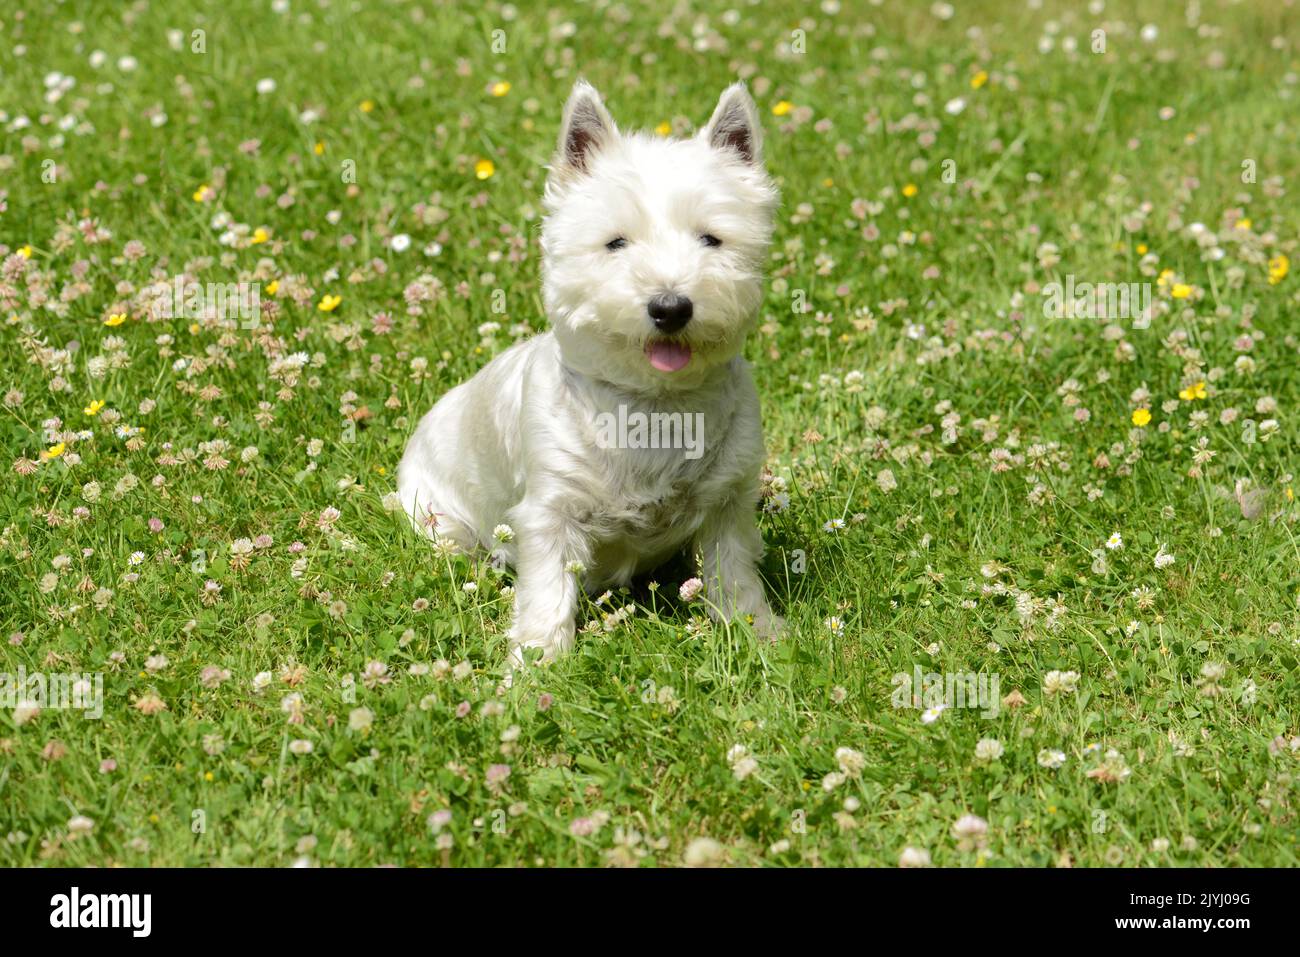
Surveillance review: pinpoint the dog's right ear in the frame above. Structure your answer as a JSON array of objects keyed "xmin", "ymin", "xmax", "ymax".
[
  {"xmin": 554, "ymin": 80, "xmax": 617, "ymax": 175},
  {"xmin": 704, "ymin": 82, "xmax": 763, "ymax": 166}
]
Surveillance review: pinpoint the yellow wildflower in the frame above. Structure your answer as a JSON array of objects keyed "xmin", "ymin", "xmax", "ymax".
[
  {"xmin": 42, "ymin": 442, "xmax": 66, "ymax": 460},
  {"xmin": 474, "ymin": 159, "xmax": 495, "ymax": 180},
  {"xmin": 771, "ymin": 100, "xmax": 793, "ymax": 117},
  {"xmin": 1178, "ymin": 381, "xmax": 1207, "ymax": 402},
  {"xmin": 318, "ymin": 294, "xmax": 342, "ymax": 312},
  {"xmin": 654, "ymin": 121, "xmax": 672, "ymax": 136},
  {"xmin": 360, "ymin": 99, "xmax": 375, "ymax": 113},
  {"xmin": 489, "ymin": 81, "xmax": 511, "ymax": 97},
  {"xmin": 84, "ymin": 399, "xmax": 106, "ymax": 416},
  {"xmin": 18, "ymin": 245, "xmax": 33, "ymax": 259},
  {"xmin": 971, "ymin": 70, "xmax": 989, "ymax": 89},
  {"xmin": 1131, "ymin": 408, "xmax": 1151, "ymax": 427},
  {"xmin": 192, "ymin": 184, "xmax": 213, "ymax": 203},
  {"xmin": 314, "ymin": 141, "xmax": 325, "ymax": 156},
  {"xmin": 104, "ymin": 313, "xmax": 127, "ymax": 327},
  {"xmin": 1234, "ymin": 218, "xmax": 1251, "ymax": 230},
  {"xmin": 1136, "ymin": 243, "xmax": 1148, "ymax": 255},
  {"xmin": 1170, "ymin": 283, "xmax": 1192, "ymax": 299},
  {"xmin": 265, "ymin": 279, "xmax": 279, "ymax": 296},
  {"xmin": 250, "ymin": 227, "xmax": 270, "ymax": 244},
  {"xmin": 1268, "ymin": 254, "xmax": 1289, "ymax": 285},
  {"xmin": 902, "ymin": 183, "xmax": 918, "ymax": 198}
]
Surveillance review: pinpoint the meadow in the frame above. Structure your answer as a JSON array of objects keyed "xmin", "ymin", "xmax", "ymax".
[{"xmin": 1, "ymin": 0, "xmax": 1298, "ymax": 866}]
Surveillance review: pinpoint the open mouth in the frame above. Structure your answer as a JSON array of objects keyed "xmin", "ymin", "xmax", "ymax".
[{"xmin": 644, "ymin": 338, "xmax": 693, "ymax": 372}]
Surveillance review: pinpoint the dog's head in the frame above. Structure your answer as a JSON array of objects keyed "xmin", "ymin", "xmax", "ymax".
[{"xmin": 541, "ymin": 81, "xmax": 778, "ymax": 394}]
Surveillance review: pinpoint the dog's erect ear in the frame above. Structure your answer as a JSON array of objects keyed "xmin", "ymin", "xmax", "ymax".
[
  {"xmin": 555, "ymin": 80, "xmax": 617, "ymax": 174},
  {"xmin": 704, "ymin": 82, "xmax": 763, "ymax": 165}
]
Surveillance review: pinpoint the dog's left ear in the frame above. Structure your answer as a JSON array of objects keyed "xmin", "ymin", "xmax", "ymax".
[
  {"xmin": 704, "ymin": 82, "xmax": 763, "ymax": 166},
  {"xmin": 554, "ymin": 79, "xmax": 618, "ymax": 175}
]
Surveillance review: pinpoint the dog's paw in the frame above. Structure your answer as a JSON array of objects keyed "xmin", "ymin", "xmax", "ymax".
[
  {"xmin": 505, "ymin": 620, "xmax": 575, "ymax": 679},
  {"xmin": 750, "ymin": 609, "xmax": 786, "ymax": 642}
]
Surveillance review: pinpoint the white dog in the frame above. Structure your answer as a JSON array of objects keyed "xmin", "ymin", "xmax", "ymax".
[{"xmin": 397, "ymin": 80, "xmax": 782, "ymax": 671}]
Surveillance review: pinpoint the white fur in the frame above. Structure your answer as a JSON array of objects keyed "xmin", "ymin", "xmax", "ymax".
[{"xmin": 397, "ymin": 81, "xmax": 782, "ymax": 672}]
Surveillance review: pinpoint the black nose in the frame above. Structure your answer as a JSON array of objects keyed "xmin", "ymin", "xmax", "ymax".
[{"xmin": 647, "ymin": 293, "xmax": 693, "ymax": 333}]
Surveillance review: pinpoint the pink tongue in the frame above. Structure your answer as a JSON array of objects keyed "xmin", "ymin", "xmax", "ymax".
[{"xmin": 646, "ymin": 340, "xmax": 692, "ymax": 372}]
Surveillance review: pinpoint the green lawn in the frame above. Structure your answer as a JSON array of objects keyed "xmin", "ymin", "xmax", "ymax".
[{"xmin": 1, "ymin": 0, "xmax": 1298, "ymax": 867}]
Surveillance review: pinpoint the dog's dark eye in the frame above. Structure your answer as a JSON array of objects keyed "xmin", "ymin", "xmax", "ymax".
[
  {"xmin": 701, "ymin": 234, "xmax": 722, "ymax": 247},
  {"xmin": 605, "ymin": 237, "xmax": 627, "ymax": 251}
]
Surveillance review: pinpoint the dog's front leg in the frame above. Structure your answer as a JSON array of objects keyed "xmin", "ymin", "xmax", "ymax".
[
  {"xmin": 505, "ymin": 499, "xmax": 591, "ymax": 672},
  {"xmin": 695, "ymin": 496, "xmax": 784, "ymax": 640}
]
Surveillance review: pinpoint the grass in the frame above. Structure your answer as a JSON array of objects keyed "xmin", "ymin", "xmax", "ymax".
[{"xmin": 1, "ymin": 0, "xmax": 1298, "ymax": 867}]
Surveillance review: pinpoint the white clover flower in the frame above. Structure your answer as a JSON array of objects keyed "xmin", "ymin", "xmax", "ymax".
[
  {"xmin": 899, "ymin": 846, "xmax": 932, "ymax": 867},
  {"xmin": 731, "ymin": 755, "xmax": 758, "ymax": 780},
  {"xmin": 1240, "ymin": 679, "xmax": 1258, "ymax": 706},
  {"xmin": 974, "ymin": 738, "xmax": 1004, "ymax": 762},
  {"xmin": 1037, "ymin": 748, "xmax": 1066, "ymax": 769},
  {"xmin": 951, "ymin": 814, "xmax": 989, "ymax": 851},
  {"xmin": 1200, "ymin": 661, "xmax": 1226, "ymax": 681},
  {"xmin": 835, "ymin": 746, "xmax": 866, "ymax": 776},
  {"xmin": 683, "ymin": 837, "xmax": 726, "ymax": 867},
  {"xmin": 1042, "ymin": 670, "xmax": 1080, "ymax": 695}
]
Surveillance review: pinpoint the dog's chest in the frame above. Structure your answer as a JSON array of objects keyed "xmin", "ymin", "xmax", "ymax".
[
  {"xmin": 588, "ymin": 449, "xmax": 723, "ymax": 539},
  {"xmin": 583, "ymin": 466, "xmax": 722, "ymax": 584},
  {"xmin": 548, "ymin": 359, "xmax": 761, "ymax": 576}
]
